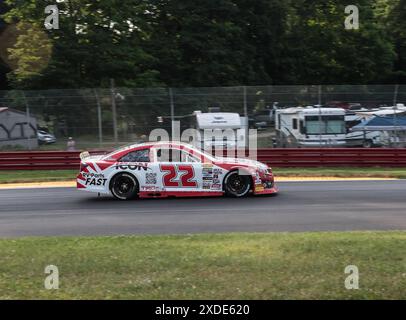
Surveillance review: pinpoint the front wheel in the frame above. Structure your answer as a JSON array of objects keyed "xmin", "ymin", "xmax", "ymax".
[
  {"xmin": 223, "ymin": 171, "xmax": 252, "ymax": 198},
  {"xmin": 110, "ymin": 173, "xmax": 138, "ymax": 200}
]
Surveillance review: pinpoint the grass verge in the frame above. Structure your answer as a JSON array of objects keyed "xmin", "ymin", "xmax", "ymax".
[
  {"xmin": 0, "ymin": 170, "xmax": 76, "ymax": 183},
  {"xmin": 1, "ymin": 167, "xmax": 406, "ymax": 184},
  {"xmin": 0, "ymin": 232, "xmax": 405, "ymax": 299}
]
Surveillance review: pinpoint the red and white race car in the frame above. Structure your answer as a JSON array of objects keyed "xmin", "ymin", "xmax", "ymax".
[{"xmin": 76, "ymin": 142, "xmax": 278, "ymax": 200}]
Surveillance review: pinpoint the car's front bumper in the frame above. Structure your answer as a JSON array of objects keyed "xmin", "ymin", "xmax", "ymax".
[
  {"xmin": 253, "ymin": 185, "xmax": 278, "ymax": 195},
  {"xmin": 252, "ymin": 174, "xmax": 278, "ymax": 195}
]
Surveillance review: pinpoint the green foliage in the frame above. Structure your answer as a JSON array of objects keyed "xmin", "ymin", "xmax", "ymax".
[
  {"xmin": 6, "ymin": 22, "xmax": 52, "ymax": 86},
  {"xmin": 2, "ymin": 0, "xmax": 162, "ymax": 88},
  {"xmin": 387, "ymin": 0, "xmax": 406, "ymax": 82},
  {"xmin": 281, "ymin": 0, "xmax": 396, "ymax": 84},
  {"xmin": 0, "ymin": 0, "xmax": 404, "ymax": 89}
]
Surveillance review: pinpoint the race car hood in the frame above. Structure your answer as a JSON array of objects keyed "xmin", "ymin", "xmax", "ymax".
[{"xmin": 214, "ymin": 157, "xmax": 268, "ymax": 170}]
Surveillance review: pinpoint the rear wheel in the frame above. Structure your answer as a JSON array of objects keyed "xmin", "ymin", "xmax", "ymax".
[
  {"xmin": 223, "ymin": 171, "xmax": 252, "ymax": 197},
  {"xmin": 110, "ymin": 173, "xmax": 138, "ymax": 200}
]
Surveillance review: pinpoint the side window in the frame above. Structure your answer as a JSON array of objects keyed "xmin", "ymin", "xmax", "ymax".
[
  {"xmin": 119, "ymin": 149, "xmax": 150, "ymax": 162},
  {"xmin": 156, "ymin": 148, "xmax": 173, "ymax": 162},
  {"xmin": 180, "ymin": 151, "xmax": 200, "ymax": 163},
  {"xmin": 346, "ymin": 120, "xmax": 361, "ymax": 130},
  {"xmin": 300, "ymin": 120, "xmax": 305, "ymax": 134},
  {"xmin": 292, "ymin": 119, "xmax": 298, "ymax": 130},
  {"xmin": 156, "ymin": 148, "xmax": 201, "ymax": 163}
]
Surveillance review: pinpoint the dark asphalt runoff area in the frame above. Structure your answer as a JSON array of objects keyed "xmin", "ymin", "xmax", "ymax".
[{"xmin": 0, "ymin": 180, "xmax": 405, "ymax": 237}]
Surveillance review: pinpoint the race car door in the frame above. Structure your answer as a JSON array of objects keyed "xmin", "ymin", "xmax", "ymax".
[{"xmin": 152, "ymin": 146, "xmax": 203, "ymax": 192}]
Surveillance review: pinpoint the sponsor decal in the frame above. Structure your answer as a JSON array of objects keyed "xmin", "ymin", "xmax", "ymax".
[
  {"xmin": 213, "ymin": 168, "xmax": 222, "ymax": 174},
  {"xmin": 254, "ymin": 173, "xmax": 262, "ymax": 184},
  {"xmin": 83, "ymin": 172, "xmax": 105, "ymax": 179},
  {"xmin": 203, "ymin": 177, "xmax": 213, "ymax": 181},
  {"xmin": 212, "ymin": 178, "xmax": 220, "ymax": 184},
  {"xmin": 202, "ymin": 163, "xmax": 213, "ymax": 168},
  {"xmin": 145, "ymin": 172, "xmax": 157, "ymax": 184},
  {"xmin": 115, "ymin": 163, "xmax": 150, "ymax": 171},
  {"xmin": 202, "ymin": 183, "xmax": 211, "ymax": 190},
  {"xmin": 85, "ymin": 177, "xmax": 107, "ymax": 186},
  {"xmin": 141, "ymin": 186, "xmax": 162, "ymax": 192},
  {"xmin": 211, "ymin": 183, "xmax": 222, "ymax": 190},
  {"xmin": 255, "ymin": 184, "xmax": 264, "ymax": 192}
]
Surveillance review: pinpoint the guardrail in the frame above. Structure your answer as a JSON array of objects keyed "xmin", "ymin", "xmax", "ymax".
[
  {"xmin": 256, "ymin": 148, "xmax": 406, "ymax": 167},
  {"xmin": 0, "ymin": 150, "xmax": 106, "ymax": 170},
  {"xmin": 0, "ymin": 148, "xmax": 406, "ymax": 170}
]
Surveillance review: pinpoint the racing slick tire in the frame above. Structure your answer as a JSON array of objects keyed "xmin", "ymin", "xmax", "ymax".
[
  {"xmin": 223, "ymin": 170, "xmax": 252, "ymax": 198},
  {"xmin": 110, "ymin": 173, "xmax": 139, "ymax": 200}
]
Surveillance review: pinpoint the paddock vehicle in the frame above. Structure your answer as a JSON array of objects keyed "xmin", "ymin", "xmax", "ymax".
[{"xmin": 77, "ymin": 142, "xmax": 278, "ymax": 200}]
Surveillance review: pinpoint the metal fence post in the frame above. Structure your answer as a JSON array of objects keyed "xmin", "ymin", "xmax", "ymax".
[
  {"xmin": 243, "ymin": 86, "xmax": 248, "ymax": 148},
  {"xmin": 110, "ymin": 79, "xmax": 118, "ymax": 144},
  {"xmin": 169, "ymin": 88, "xmax": 175, "ymax": 140},
  {"xmin": 22, "ymin": 91, "xmax": 32, "ymax": 151},
  {"xmin": 393, "ymin": 84, "xmax": 399, "ymax": 147},
  {"xmin": 94, "ymin": 89, "xmax": 103, "ymax": 148},
  {"xmin": 318, "ymin": 85, "xmax": 322, "ymax": 147}
]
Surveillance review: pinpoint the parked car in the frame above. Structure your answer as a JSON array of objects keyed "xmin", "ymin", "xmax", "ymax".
[
  {"xmin": 251, "ymin": 109, "xmax": 275, "ymax": 128},
  {"xmin": 37, "ymin": 130, "xmax": 56, "ymax": 144}
]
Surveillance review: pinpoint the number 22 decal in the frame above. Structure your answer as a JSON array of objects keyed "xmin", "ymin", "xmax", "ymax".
[{"xmin": 160, "ymin": 165, "xmax": 197, "ymax": 188}]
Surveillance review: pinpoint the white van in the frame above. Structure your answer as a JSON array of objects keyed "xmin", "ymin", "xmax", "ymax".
[{"xmin": 192, "ymin": 111, "xmax": 247, "ymax": 150}]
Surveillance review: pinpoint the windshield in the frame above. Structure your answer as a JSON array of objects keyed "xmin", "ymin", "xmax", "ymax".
[
  {"xmin": 185, "ymin": 145, "xmax": 217, "ymax": 162},
  {"xmin": 305, "ymin": 115, "xmax": 346, "ymax": 134}
]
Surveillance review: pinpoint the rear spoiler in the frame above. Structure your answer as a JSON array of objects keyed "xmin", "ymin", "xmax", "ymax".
[{"xmin": 79, "ymin": 151, "xmax": 90, "ymax": 160}]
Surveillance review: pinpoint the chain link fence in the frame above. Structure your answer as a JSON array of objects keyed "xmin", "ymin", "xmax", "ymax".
[{"xmin": 0, "ymin": 85, "xmax": 405, "ymax": 151}]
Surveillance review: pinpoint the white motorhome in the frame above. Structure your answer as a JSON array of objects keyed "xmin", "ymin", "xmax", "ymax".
[
  {"xmin": 190, "ymin": 111, "xmax": 247, "ymax": 150},
  {"xmin": 275, "ymin": 107, "xmax": 347, "ymax": 147}
]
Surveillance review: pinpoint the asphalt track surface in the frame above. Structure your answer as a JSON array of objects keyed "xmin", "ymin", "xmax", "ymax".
[{"xmin": 0, "ymin": 180, "xmax": 405, "ymax": 237}]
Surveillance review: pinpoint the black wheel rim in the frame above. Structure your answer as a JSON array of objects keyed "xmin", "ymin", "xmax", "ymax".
[
  {"xmin": 227, "ymin": 174, "xmax": 248, "ymax": 195},
  {"xmin": 114, "ymin": 176, "xmax": 135, "ymax": 198}
]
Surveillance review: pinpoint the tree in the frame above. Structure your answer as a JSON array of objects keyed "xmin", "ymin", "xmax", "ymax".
[
  {"xmin": 144, "ymin": 0, "xmax": 291, "ymax": 86},
  {"xmin": 0, "ymin": 0, "xmax": 404, "ymax": 89},
  {"xmin": 279, "ymin": 0, "xmax": 396, "ymax": 84},
  {"xmin": 0, "ymin": 1, "xmax": 10, "ymax": 90},
  {"xmin": 387, "ymin": 0, "xmax": 406, "ymax": 82},
  {"xmin": 3, "ymin": 0, "xmax": 161, "ymax": 89}
]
